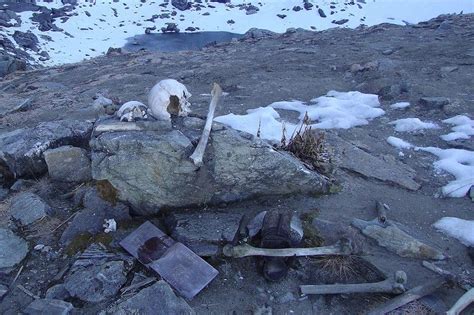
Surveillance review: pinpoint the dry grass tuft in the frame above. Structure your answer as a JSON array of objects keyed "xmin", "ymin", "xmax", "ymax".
[
  {"xmin": 280, "ymin": 113, "xmax": 333, "ymax": 175},
  {"xmin": 316, "ymin": 255, "xmax": 358, "ymax": 281},
  {"xmin": 387, "ymin": 300, "xmax": 436, "ymax": 315}
]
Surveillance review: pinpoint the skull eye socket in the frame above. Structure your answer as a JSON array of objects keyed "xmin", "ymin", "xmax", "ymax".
[{"xmin": 167, "ymin": 95, "xmax": 180, "ymax": 115}]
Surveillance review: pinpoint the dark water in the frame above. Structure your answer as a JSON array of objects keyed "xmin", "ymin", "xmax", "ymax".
[{"xmin": 123, "ymin": 31, "xmax": 244, "ymax": 52}]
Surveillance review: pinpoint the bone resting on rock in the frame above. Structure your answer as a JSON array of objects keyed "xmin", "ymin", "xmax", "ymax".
[
  {"xmin": 223, "ymin": 238, "xmax": 353, "ymax": 258},
  {"xmin": 300, "ymin": 271, "xmax": 407, "ymax": 295},
  {"xmin": 147, "ymin": 79, "xmax": 192, "ymax": 121},
  {"xmin": 190, "ymin": 83, "xmax": 222, "ymax": 166}
]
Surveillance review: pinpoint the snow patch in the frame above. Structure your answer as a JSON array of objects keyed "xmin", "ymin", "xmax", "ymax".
[
  {"xmin": 214, "ymin": 91, "xmax": 384, "ymax": 142},
  {"xmin": 433, "ymin": 217, "xmax": 474, "ymax": 247},
  {"xmin": 390, "ymin": 118, "xmax": 439, "ymax": 132},
  {"xmin": 420, "ymin": 147, "xmax": 474, "ymax": 197},
  {"xmin": 390, "ymin": 102, "xmax": 411, "ymax": 109},
  {"xmin": 387, "ymin": 136, "xmax": 413, "ymax": 149},
  {"xmin": 441, "ymin": 115, "xmax": 474, "ymax": 141}
]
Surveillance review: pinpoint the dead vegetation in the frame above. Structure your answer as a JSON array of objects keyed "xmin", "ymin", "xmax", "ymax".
[{"xmin": 278, "ymin": 113, "xmax": 333, "ymax": 176}]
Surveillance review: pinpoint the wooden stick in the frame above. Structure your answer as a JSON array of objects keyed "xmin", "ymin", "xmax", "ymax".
[
  {"xmin": 190, "ymin": 83, "xmax": 222, "ymax": 166},
  {"xmin": 223, "ymin": 239, "xmax": 353, "ymax": 258},
  {"xmin": 367, "ymin": 278, "xmax": 447, "ymax": 315},
  {"xmin": 447, "ymin": 288, "xmax": 474, "ymax": 315}
]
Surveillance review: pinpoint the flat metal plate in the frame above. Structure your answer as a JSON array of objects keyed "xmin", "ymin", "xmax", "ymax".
[{"xmin": 120, "ymin": 221, "xmax": 218, "ymax": 299}]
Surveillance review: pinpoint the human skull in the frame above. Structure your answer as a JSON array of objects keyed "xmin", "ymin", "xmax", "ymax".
[
  {"xmin": 116, "ymin": 101, "xmax": 148, "ymax": 122},
  {"xmin": 147, "ymin": 79, "xmax": 191, "ymax": 121}
]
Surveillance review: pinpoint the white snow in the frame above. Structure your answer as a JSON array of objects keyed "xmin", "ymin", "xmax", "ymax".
[
  {"xmin": 420, "ymin": 146, "xmax": 474, "ymax": 197},
  {"xmin": 390, "ymin": 118, "xmax": 439, "ymax": 132},
  {"xmin": 2, "ymin": 0, "xmax": 473, "ymax": 65},
  {"xmin": 214, "ymin": 106, "xmax": 298, "ymax": 143},
  {"xmin": 214, "ymin": 90, "xmax": 384, "ymax": 142},
  {"xmin": 387, "ymin": 136, "xmax": 413, "ymax": 149},
  {"xmin": 433, "ymin": 217, "xmax": 474, "ymax": 247},
  {"xmin": 441, "ymin": 115, "xmax": 474, "ymax": 141},
  {"xmin": 390, "ymin": 102, "xmax": 411, "ymax": 109}
]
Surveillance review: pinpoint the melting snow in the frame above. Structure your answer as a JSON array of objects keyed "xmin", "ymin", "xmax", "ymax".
[
  {"xmin": 440, "ymin": 115, "xmax": 474, "ymax": 141},
  {"xmin": 420, "ymin": 147, "xmax": 474, "ymax": 197},
  {"xmin": 390, "ymin": 118, "xmax": 439, "ymax": 132},
  {"xmin": 387, "ymin": 136, "xmax": 413, "ymax": 149},
  {"xmin": 433, "ymin": 217, "xmax": 474, "ymax": 247},
  {"xmin": 214, "ymin": 91, "xmax": 384, "ymax": 142},
  {"xmin": 390, "ymin": 102, "xmax": 411, "ymax": 109}
]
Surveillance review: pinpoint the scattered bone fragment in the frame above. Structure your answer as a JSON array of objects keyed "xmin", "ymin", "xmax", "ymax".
[
  {"xmin": 116, "ymin": 101, "xmax": 148, "ymax": 122},
  {"xmin": 367, "ymin": 278, "xmax": 447, "ymax": 315},
  {"xmin": 352, "ymin": 218, "xmax": 445, "ymax": 260},
  {"xmin": 148, "ymin": 79, "xmax": 192, "ymax": 121},
  {"xmin": 300, "ymin": 271, "xmax": 407, "ymax": 295},
  {"xmin": 422, "ymin": 260, "xmax": 473, "ymax": 290},
  {"xmin": 190, "ymin": 83, "xmax": 222, "ymax": 166},
  {"xmin": 446, "ymin": 288, "xmax": 474, "ymax": 315},
  {"xmin": 223, "ymin": 238, "xmax": 353, "ymax": 258}
]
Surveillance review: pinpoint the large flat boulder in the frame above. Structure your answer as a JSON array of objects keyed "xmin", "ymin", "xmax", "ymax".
[
  {"xmin": 91, "ymin": 118, "xmax": 330, "ymax": 215},
  {"xmin": 0, "ymin": 120, "xmax": 93, "ymax": 184}
]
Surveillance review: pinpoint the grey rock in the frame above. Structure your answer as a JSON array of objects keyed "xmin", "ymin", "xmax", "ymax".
[
  {"xmin": 12, "ymin": 30, "xmax": 39, "ymax": 51},
  {"xmin": 24, "ymin": 299, "xmax": 73, "ymax": 315},
  {"xmin": 244, "ymin": 28, "xmax": 276, "ymax": 40},
  {"xmin": 171, "ymin": 0, "xmax": 190, "ymax": 10},
  {"xmin": 44, "ymin": 146, "xmax": 91, "ymax": 183},
  {"xmin": 107, "ymin": 281, "xmax": 195, "ymax": 315},
  {"xmin": 64, "ymin": 244, "xmax": 131, "ymax": 303},
  {"xmin": 0, "ymin": 54, "xmax": 27, "ymax": 77},
  {"xmin": 327, "ymin": 134, "xmax": 420, "ymax": 191},
  {"xmin": 419, "ymin": 97, "xmax": 450, "ymax": 109},
  {"xmin": 65, "ymin": 261, "xmax": 127, "ymax": 302},
  {"xmin": 378, "ymin": 83, "xmax": 409, "ymax": 101},
  {"xmin": 318, "ymin": 8, "xmax": 326, "ymax": 18},
  {"xmin": 469, "ymin": 186, "xmax": 474, "ymax": 201},
  {"xmin": 0, "ymin": 120, "xmax": 93, "ymax": 181},
  {"xmin": 441, "ymin": 66, "xmax": 458, "ymax": 73},
  {"xmin": 0, "ymin": 228, "xmax": 28, "ymax": 269},
  {"xmin": 168, "ymin": 212, "xmax": 243, "ymax": 256},
  {"xmin": 0, "ymin": 188, "xmax": 8, "ymax": 201},
  {"xmin": 45, "ymin": 284, "xmax": 70, "ymax": 300},
  {"xmin": 0, "ymin": 283, "xmax": 7, "ymax": 299},
  {"xmin": 91, "ymin": 124, "xmax": 329, "ymax": 215},
  {"xmin": 10, "ymin": 192, "xmax": 52, "ymax": 226},
  {"xmin": 10, "ymin": 179, "xmax": 35, "ymax": 192},
  {"xmin": 60, "ymin": 187, "xmax": 130, "ymax": 245},
  {"xmin": 352, "ymin": 218, "xmax": 445, "ymax": 260}
]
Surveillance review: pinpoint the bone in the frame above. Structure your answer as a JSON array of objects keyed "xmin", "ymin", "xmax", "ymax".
[
  {"xmin": 422, "ymin": 260, "xmax": 472, "ymax": 291},
  {"xmin": 223, "ymin": 239, "xmax": 353, "ymax": 258},
  {"xmin": 367, "ymin": 278, "xmax": 447, "ymax": 315},
  {"xmin": 300, "ymin": 271, "xmax": 407, "ymax": 295},
  {"xmin": 94, "ymin": 121, "xmax": 171, "ymax": 134},
  {"xmin": 447, "ymin": 288, "xmax": 474, "ymax": 315},
  {"xmin": 190, "ymin": 83, "xmax": 222, "ymax": 166},
  {"xmin": 376, "ymin": 201, "xmax": 389, "ymax": 224}
]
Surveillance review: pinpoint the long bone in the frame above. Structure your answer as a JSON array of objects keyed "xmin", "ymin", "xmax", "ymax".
[
  {"xmin": 223, "ymin": 239, "xmax": 354, "ymax": 258},
  {"xmin": 300, "ymin": 271, "xmax": 407, "ymax": 295},
  {"xmin": 447, "ymin": 288, "xmax": 474, "ymax": 315},
  {"xmin": 190, "ymin": 83, "xmax": 222, "ymax": 166}
]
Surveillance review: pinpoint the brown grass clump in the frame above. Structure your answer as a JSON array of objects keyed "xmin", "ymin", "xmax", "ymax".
[
  {"xmin": 280, "ymin": 113, "xmax": 333, "ymax": 175},
  {"xmin": 316, "ymin": 255, "xmax": 358, "ymax": 281}
]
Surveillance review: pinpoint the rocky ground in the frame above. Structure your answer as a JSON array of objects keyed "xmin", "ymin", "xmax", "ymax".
[{"xmin": 0, "ymin": 13, "xmax": 473, "ymax": 314}]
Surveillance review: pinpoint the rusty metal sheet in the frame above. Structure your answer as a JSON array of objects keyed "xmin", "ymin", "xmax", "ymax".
[{"xmin": 120, "ymin": 221, "xmax": 218, "ymax": 299}]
